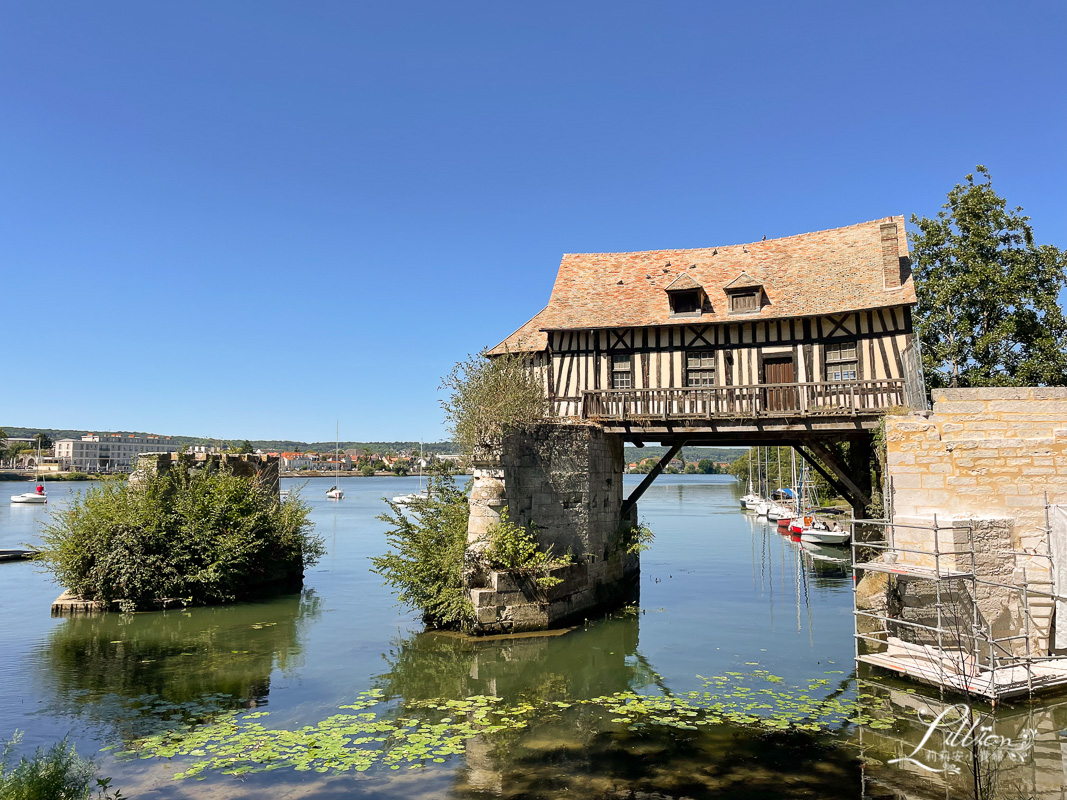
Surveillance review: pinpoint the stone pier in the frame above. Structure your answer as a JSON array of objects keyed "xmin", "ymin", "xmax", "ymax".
[
  {"xmin": 465, "ymin": 423, "xmax": 638, "ymax": 634},
  {"xmin": 870, "ymin": 387, "xmax": 1067, "ymax": 666},
  {"xmin": 132, "ymin": 451, "xmax": 281, "ymax": 497}
]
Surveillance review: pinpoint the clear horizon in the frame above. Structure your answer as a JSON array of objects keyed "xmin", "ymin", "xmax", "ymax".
[{"xmin": 3, "ymin": 1, "xmax": 1064, "ymax": 442}]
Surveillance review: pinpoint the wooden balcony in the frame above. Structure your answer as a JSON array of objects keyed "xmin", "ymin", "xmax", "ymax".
[{"xmin": 579, "ymin": 380, "xmax": 906, "ymax": 426}]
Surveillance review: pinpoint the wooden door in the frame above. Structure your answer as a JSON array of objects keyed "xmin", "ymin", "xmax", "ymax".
[{"xmin": 763, "ymin": 357, "xmax": 796, "ymax": 412}]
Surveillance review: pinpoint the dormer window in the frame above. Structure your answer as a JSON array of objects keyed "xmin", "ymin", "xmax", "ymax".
[
  {"xmin": 665, "ymin": 273, "xmax": 706, "ymax": 317},
  {"xmin": 729, "ymin": 290, "xmax": 760, "ymax": 313},
  {"xmin": 723, "ymin": 271, "xmax": 766, "ymax": 315}
]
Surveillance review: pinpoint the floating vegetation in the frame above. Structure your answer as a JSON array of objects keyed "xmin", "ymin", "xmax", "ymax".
[{"xmin": 119, "ymin": 669, "xmax": 897, "ymax": 780}]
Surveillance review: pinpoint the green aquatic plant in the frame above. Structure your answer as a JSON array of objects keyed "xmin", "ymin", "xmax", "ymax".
[{"xmin": 121, "ymin": 669, "xmax": 896, "ymax": 780}]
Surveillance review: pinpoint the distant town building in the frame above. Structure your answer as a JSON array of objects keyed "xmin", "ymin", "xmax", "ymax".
[{"xmin": 55, "ymin": 433, "xmax": 178, "ymax": 472}]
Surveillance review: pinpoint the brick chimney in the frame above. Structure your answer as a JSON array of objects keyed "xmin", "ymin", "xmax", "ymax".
[{"xmin": 880, "ymin": 222, "xmax": 902, "ymax": 289}]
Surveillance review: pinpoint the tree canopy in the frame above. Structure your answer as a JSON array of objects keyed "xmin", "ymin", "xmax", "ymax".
[{"xmin": 910, "ymin": 166, "xmax": 1067, "ymax": 388}]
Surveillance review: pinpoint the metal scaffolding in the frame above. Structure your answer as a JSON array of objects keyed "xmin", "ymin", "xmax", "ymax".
[{"xmin": 850, "ymin": 501, "xmax": 1067, "ymax": 702}]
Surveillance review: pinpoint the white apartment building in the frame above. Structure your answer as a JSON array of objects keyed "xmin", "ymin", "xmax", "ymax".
[{"xmin": 55, "ymin": 433, "xmax": 178, "ymax": 472}]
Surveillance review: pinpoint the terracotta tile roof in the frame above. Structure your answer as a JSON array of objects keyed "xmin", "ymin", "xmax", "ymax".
[
  {"xmin": 493, "ymin": 217, "xmax": 914, "ymax": 352},
  {"xmin": 663, "ymin": 272, "xmax": 702, "ymax": 291},
  {"xmin": 487, "ymin": 306, "xmax": 549, "ymax": 355}
]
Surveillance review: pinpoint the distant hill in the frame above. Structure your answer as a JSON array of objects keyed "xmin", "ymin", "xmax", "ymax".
[
  {"xmin": 624, "ymin": 446, "xmax": 742, "ymax": 463},
  {"xmin": 1, "ymin": 427, "xmax": 458, "ymax": 455},
  {"xmin": 4, "ymin": 426, "xmax": 742, "ymax": 463}
]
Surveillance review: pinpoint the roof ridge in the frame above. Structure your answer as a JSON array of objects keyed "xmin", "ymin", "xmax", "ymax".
[{"xmin": 560, "ymin": 216, "xmax": 904, "ymax": 258}]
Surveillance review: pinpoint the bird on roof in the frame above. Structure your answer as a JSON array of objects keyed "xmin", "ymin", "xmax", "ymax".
[{"xmin": 762, "ymin": 235, "xmax": 766, "ymax": 241}]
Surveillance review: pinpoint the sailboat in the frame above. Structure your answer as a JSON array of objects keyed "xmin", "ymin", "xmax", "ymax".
[
  {"xmin": 11, "ymin": 441, "xmax": 47, "ymax": 504},
  {"xmin": 326, "ymin": 422, "xmax": 344, "ymax": 500},
  {"xmin": 392, "ymin": 442, "xmax": 429, "ymax": 505},
  {"xmin": 740, "ymin": 447, "xmax": 760, "ymax": 509}
]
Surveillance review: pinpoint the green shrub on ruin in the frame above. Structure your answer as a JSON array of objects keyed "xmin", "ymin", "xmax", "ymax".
[
  {"xmin": 371, "ymin": 471, "xmax": 475, "ymax": 631},
  {"xmin": 439, "ymin": 350, "xmax": 547, "ymax": 459},
  {"xmin": 483, "ymin": 509, "xmax": 571, "ymax": 588},
  {"xmin": 39, "ymin": 463, "xmax": 323, "ymax": 610}
]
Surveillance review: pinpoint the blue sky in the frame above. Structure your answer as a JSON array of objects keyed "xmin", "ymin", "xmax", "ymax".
[{"xmin": 2, "ymin": 1, "xmax": 1064, "ymax": 443}]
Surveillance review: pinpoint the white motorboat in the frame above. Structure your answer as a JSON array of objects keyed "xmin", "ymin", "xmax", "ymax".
[
  {"xmin": 326, "ymin": 485, "xmax": 344, "ymax": 500},
  {"xmin": 10, "ymin": 487, "xmax": 47, "ymax": 504},
  {"xmin": 392, "ymin": 442, "xmax": 428, "ymax": 506},
  {"xmin": 800, "ymin": 526, "xmax": 850, "ymax": 545},
  {"xmin": 391, "ymin": 490, "xmax": 428, "ymax": 505}
]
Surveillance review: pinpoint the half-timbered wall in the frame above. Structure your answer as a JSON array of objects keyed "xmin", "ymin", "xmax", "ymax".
[{"xmin": 540, "ymin": 307, "xmax": 912, "ymax": 417}]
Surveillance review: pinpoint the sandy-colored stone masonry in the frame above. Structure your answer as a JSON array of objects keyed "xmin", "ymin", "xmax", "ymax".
[{"xmin": 883, "ymin": 387, "xmax": 1067, "ymax": 656}]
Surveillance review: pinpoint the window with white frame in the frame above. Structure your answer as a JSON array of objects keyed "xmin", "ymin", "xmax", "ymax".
[
  {"xmin": 686, "ymin": 351, "xmax": 716, "ymax": 386},
  {"xmin": 611, "ymin": 354, "xmax": 633, "ymax": 389},
  {"xmin": 825, "ymin": 341, "xmax": 858, "ymax": 381}
]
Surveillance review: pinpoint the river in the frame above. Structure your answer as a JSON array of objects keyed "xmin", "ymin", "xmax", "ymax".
[{"xmin": 1, "ymin": 475, "xmax": 1064, "ymax": 798}]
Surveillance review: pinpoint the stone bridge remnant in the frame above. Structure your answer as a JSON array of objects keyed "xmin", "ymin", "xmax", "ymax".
[{"xmin": 466, "ymin": 424, "xmax": 637, "ymax": 634}]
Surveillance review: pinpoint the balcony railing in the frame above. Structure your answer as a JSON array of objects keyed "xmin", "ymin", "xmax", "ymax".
[{"xmin": 580, "ymin": 380, "xmax": 906, "ymax": 422}]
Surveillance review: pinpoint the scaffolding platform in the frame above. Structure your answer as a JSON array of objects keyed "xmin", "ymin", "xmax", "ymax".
[
  {"xmin": 851, "ymin": 507, "xmax": 1067, "ymax": 702},
  {"xmin": 852, "ymin": 560, "xmax": 973, "ymax": 580},
  {"xmin": 857, "ymin": 652, "xmax": 1067, "ymax": 702}
]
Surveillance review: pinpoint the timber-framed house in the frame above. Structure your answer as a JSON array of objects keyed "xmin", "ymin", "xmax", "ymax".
[{"xmin": 491, "ymin": 217, "xmax": 922, "ymax": 438}]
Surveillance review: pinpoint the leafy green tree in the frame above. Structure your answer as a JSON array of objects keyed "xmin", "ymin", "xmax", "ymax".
[
  {"xmin": 697, "ymin": 458, "xmax": 716, "ymax": 474},
  {"xmin": 227, "ymin": 440, "xmax": 254, "ymax": 454},
  {"xmin": 360, "ymin": 464, "xmax": 376, "ymax": 477},
  {"xmin": 910, "ymin": 166, "xmax": 1067, "ymax": 388},
  {"xmin": 33, "ymin": 432, "xmax": 53, "ymax": 451}
]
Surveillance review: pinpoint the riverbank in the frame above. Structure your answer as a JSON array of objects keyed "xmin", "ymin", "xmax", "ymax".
[{"xmin": 0, "ymin": 471, "xmax": 116, "ymax": 481}]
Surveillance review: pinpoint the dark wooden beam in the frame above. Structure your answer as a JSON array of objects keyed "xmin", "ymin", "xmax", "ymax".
[
  {"xmin": 798, "ymin": 438, "xmax": 871, "ymax": 512},
  {"xmin": 621, "ymin": 440, "xmax": 686, "ymax": 517},
  {"xmin": 792, "ymin": 445, "xmax": 856, "ymax": 509}
]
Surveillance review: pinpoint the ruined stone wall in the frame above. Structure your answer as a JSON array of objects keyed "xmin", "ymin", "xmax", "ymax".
[
  {"xmin": 465, "ymin": 423, "xmax": 637, "ymax": 634},
  {"xmin": 133, "ymin": 452, "xmax": 280, "ymax": 496},
  {"xmin": 882, "ymin": 387, "xmax": 1067, "ymax": 656}
]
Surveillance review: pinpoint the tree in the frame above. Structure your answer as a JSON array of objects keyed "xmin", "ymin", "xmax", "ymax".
[
  {"xmin": 32, "ymin": 432, "xmax": 53, "ymax": 451},
  {"xmin": 910, "ymin": 166, "xmax": 1067, "ymax": 388},
  {"xmin": 227, "ymin": 440, "xmax": 254, "ymax": 454},
  {"xmin": 440, "ymin": 351, "xmax": 547, "ymax": 459}
]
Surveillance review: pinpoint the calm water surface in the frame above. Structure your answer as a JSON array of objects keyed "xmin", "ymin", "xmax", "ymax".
[{"xmin": 1, "ymin": 475, "xmax": 1064, "ymax": 799}]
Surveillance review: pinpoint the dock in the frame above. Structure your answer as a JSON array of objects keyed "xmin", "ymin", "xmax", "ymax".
[{"xmin": 0, "ymin": 549, "xmax": 39, "ymax": 563}]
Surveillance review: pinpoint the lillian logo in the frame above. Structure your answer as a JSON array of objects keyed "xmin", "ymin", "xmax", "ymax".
[{"xmin": 888, "ymin": 704, "xmax": 1035, "ymax": 774}]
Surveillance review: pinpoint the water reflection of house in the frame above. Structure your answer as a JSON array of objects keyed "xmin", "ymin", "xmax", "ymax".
[{"xmin": 853, "ymin": 678, "xmax": 1067, "ymax": 799}]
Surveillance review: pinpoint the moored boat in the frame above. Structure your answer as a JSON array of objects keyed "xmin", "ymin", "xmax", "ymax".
[
  {"xmin": 10, "ymin": 486, "xmax": 47, "ymax": 504},
  {"xmin": 800, "ymin": 526, "xmax": 850, "ymax": 545}
]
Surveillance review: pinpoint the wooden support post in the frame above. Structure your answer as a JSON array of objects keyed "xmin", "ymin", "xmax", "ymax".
[
  {"xmin": 621, "ymin": 440, "xmax": 686, "ymax": 517},
  {"xmin": 797, "ymin": 438, "xmax": 872, "ymax": 513}
]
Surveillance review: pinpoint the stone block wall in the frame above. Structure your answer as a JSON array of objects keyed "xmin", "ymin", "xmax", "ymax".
[
  {"xmin": 887, "ymin": 388, "xmax": 1067, "ymax": 540},
  {"xmin": 499, "ymin": 423, "xmax": 625, "ymax": 559},
  {"xmin": 465, "ymin": 423, "xmax": 636, "ymax": 634},
  {"xmin": 883, "ymin": 387, "xmax": 1067, "ymax": 656},
  {"xmin": 133, "ymin": 452, "xmax": 281, "ymax": 497}
]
